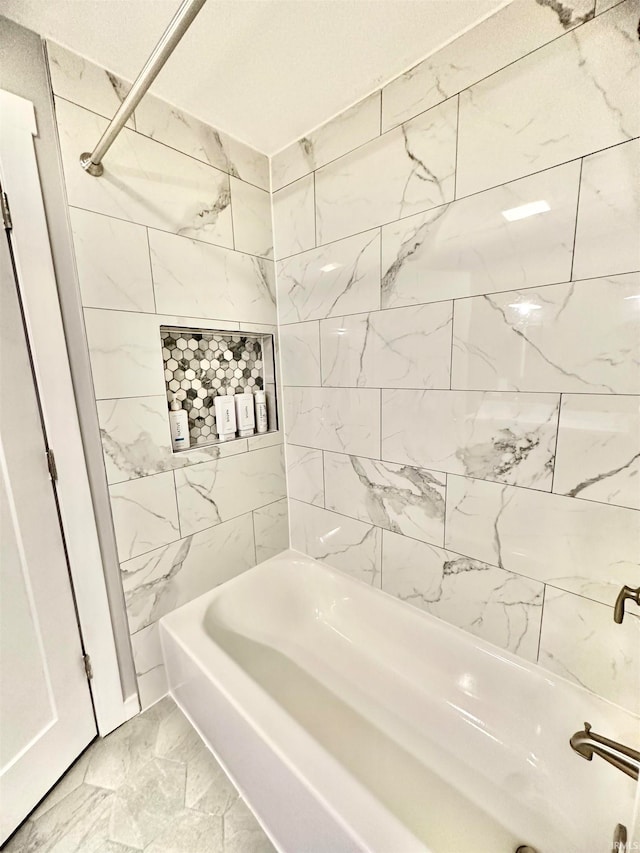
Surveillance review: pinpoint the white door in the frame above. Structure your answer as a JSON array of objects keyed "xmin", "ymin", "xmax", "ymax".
[{"xmin": 0, "ymin": 218, "xmax": 97, "ymax": 844}]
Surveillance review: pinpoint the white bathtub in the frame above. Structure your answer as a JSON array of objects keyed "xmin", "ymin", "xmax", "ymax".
[{"xmin": 159, "ymin": 549, "xmax": 639, "ymax": 853}]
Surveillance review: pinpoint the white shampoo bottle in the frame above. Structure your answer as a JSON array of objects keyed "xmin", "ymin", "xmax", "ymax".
[
  {"xmin": 169, "ymin": 397, "xmax": 190, "ymax": 451},
  {"xmin": 214, "ymin": 388, "xmax": 237, "ymax": 442},
  {"xmin": 254, "ymin": 389, "xmax": 268, "ymax": 434},
  {"xmin": 235, "ymin": 392, "xmax": 256, "ymax": 437}
]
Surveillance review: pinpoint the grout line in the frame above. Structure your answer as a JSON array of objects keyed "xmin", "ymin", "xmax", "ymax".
[
  {"xmin": 449, "ymin": 301, "xmax": 455, "ymax": 390},
  {"xmin": 172, "ymin": 469, "xmax": 182, "ymax": 539},
  {"xmin": 54, "ymin": 95, "xmax": 269, "ymax": 192},
  {"xmin": 321, "ymin": 450, "xmax": 326, "ymax": 508},
  {"xmin": 251, "ymin": 509, "xmax": 258, "ymax": 565},
  {"xmin": 274, "ymin": 135, "xmax": 640, "ymax": 262},
  {"xmin": 145, "ymin": 227, "xmax": 158, "ymax": 314},
  {"xmin": 536, "ymin": 585, "xmax": 547, "ymax": 662},
  {"xmin": 277, "ymin": 267, "xmax": 640, "ymax": 328},
  {"xmin": 66, "ymin": 203, "xmax": 274, "ymax": 264},
  {"xmin": 313, "ymin": 171, "xmax": 318, "ymax": 249},
  {"xmin": 453, "ymin": 94, "xmax": 460, "ymax": 200},
  {"xmin": 281, "ymin": 382, "xmax": 639, "ymax": 399},
  {"xmin": 278, "ymin": 440, "xmax": 640, "ymax": 508},
  {"xmin": 549, "ymin": 394, "xmax": 563, "ymax": 495},
  {"xmin": 569, "ymin": 157, "xmax": 584, "ymax": 282}
]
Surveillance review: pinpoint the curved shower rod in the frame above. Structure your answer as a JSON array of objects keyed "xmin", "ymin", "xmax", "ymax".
[{"xmin": 79, "ymin": 0, "xmax": 207, "ymax": 176}]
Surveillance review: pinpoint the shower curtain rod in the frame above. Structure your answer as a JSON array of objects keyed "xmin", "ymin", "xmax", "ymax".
[{"xmin": 79, "ymin": 0, "xmax": 207, "ymax": 176}]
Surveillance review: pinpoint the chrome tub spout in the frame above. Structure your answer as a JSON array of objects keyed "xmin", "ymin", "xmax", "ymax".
[{"xmin": 570, "ymin": 722, "xmax": 640, "ymax": 781}]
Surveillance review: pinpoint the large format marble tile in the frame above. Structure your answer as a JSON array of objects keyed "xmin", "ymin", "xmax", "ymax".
[
  {"xmin": 109, "ymin": 471, "xmax": 180, "ymax": 561},
  {"xmin": 47, "ymin": 41, "xmax": 133, "ymax": 126},
  {"xmin": 70, "ymin": 208, "xmax": 155, "ymax": 312},
  {"xmin": 381, "ymin": 531, "xmax": 544, "ymax": 662},
  {"xmin": 230, "ymin": 177, "xmax": 273, "ymax": 258},
  {"xmin": 279, "ymin": 321, "xmax": 321, "ymax": 386},
  {"xmin": 149, "ymin": 229, "xmax": 275, "ymax": 323},
  {"xmin": 55, "ymin": 98, "xmax": 233, "ymax": 249},
  {"xmin": 315, "ymin": 98, "xmax": 458, "ymax": 245},
  {"xmin": 445, "ymin": 474, "xmax": 640, "ymax": 607},
  {"xmin": 175, "ymin": 445, "xmax": 286, "ymax": 536},
  {"xmin": 381, "ymin": 161, "xmax": 580, "ymax": 308},
  {"xmin": 271, "ymin": 92, "xmax": 381, "ymax": 190},
  {"xmin": 254, "ymin": 498, "xmax": 289, "ymax": 562},
  {"xmin": 83, "ymin": 308, "xmax": 165, "ymax": 400},
  {"xmin": 289, "ymin": 500, "xmax": 381, "ymax": 587},
  {"xmin": 324, "ymin": 453, "xmax": 445, "ymax": 546},
  {"xmin": 286, "ymin": 444, "xmax": 324, "ymax": 506},
  {"xmin": 121, "ymin": 513, "xmax": 256, "ymax": 632},
  {"xmin": 381, "ymin": 0, "xmax": 596, "ymax": 131},
  {"xmin": 276, "ymin": 230, "xmax": 380, "ymax": 325},
  {"xmin": 134, "ymin": 93, "xmax": 270, "ymax": 190},
  {"xmin": 451, "ymin": 273, "xmax": 640, "ymax": 394},
  {"xmin": 572, "ymin": 139, "xmax": 640, "ymax": 281},
  {"xmin": 456, "ymin": 1, "xmax": 640, "ymax": 196},
  {"xmin": 553, "ymin": 394, "xmax": 640, "ymax": 510},
  {"xmin": 284, "ymin": 387, "xmax": 380, "ymax": 457},
  {"xmin": 382, "ymin": 390, "xmax": 559, "ymax": 490},
  {"xmin": 539, "ymin": 588, "xmax": 640, "ymax": 712},
  {"xmin": 272, "ymin": 174, "xmax": 316, "ymax": 259},
  {"xmin": 130, "ymin": 623, "xmax": 168, "ymax": 710},
  {"xmin": 320, "ymin": 303, "xmax": 452, "ymax": 389},
  {"xmin": 97, "ymin": 396, "xmax": 248, "ymax": 485}
]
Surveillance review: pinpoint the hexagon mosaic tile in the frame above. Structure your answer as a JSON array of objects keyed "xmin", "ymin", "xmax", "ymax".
[{"xmin": 161, "ymin": 328, "xmax": 265, "ymax": 447}]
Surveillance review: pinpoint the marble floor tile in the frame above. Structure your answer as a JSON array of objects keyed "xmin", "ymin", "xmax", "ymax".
[
  {"xmin": 289, "ymin": 499, "xmax": 382, "ymax": 587},
  {"xmin": 451, "ymin": 273, "xmax": 640, "ymax": 395},
  {"xmin": 276, "ymin": 229, "xmax": 380, "ymax": 325},
  {"xmin": 315, "ymin": 98, "xmax": 457, "ymax": 245},
  {"xmin": 272, "ymin": 92, "xmax": 381, "ymax": 191},
  {"xmin": 382, "ymin": 389, "xmax": 559, "ymax": 490},
  {"xmin": 70, "ymin": 208, "xmax": 155, "ymax": 313},
  {"xmin": 3, "ymin": 697, "xmax": 273, "ymax": 853},
  {"xmin": 324, "ymin": 452, "xmax": 446, "ymax": 546},
  {"xmin": 381, "ymin": 0, "xmax": 596, "ymax": 131},
  {"xmin": 381, "ymin": 531, "xmax": 544, "ymax": 662},
  {"xmin": 552, "ymin": 394, "xmax": 640, "ymax": 510},
  {"xmin": 456, "ymin": 1, "xmax": 640, "ymax": 197},
  {"xmin": 572, "ymin": 138, "xmax": 640, "ymax": 281}
]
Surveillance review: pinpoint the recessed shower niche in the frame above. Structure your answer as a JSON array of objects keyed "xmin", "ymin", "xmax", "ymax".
[{"xmin": 160, "ymin": 325, "xmax": 278, "ymax": 450}]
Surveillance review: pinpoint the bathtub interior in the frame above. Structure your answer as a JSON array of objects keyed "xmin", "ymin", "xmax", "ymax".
[{"xmin": 167, "ymin": 551, "xmax": 638, "ymax": 853}]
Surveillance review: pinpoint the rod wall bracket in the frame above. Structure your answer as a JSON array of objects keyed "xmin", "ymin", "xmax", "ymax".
[{"xmin": 80, "ymin": 154, "xmax": 104, "ymax": 177}]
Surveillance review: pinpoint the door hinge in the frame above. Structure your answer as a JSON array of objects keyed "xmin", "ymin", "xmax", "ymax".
[
  {"xmin": 83, "ymin": 654, "xmax": 93, "ymax": 680},
  {"xmin": 46, "ymin": 448, "xmax": 58, "ymax": 481},
  {"xmin": 1, "ymin": 190, "xmax": 12, "ymax": 231}
]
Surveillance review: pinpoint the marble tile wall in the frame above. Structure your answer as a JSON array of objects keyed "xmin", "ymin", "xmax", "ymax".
[
  {"xmin": 276, "ymin": 0, "xmax": 640, "ymax": 713},
  {"xmin": 47, "ymin": 42, "xmax": 287, "ymax": 709}
]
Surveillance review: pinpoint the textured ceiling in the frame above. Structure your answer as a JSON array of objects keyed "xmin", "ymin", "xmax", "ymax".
[{"xmin": 1, "ymin": 0, "xmax": 508, "ymax": 154}]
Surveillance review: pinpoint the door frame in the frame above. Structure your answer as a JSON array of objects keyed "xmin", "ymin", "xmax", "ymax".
[{"xmin": 0, "ymin": 88, "xmax": 139, "ymax": 734}]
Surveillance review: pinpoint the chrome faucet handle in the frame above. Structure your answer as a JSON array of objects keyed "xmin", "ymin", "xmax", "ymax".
[{"xmin": 614, "ymin": 585, "xmax": 640, "ymax": 624}]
